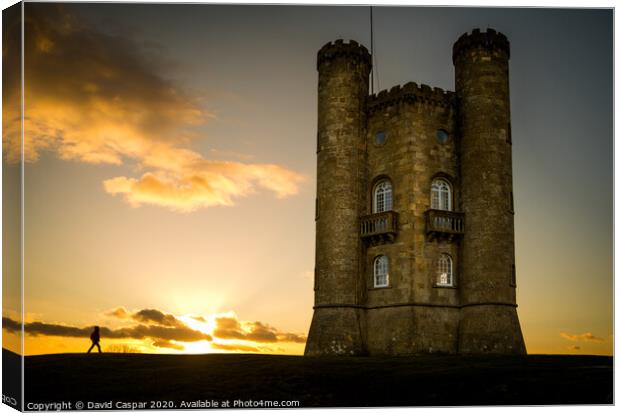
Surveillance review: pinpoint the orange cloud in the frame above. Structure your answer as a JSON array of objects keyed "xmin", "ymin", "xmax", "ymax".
[
  {"xmin": 213, "ymin": 316, "xmax": 306, "ymax": 344},
  {"xmin": 3, "ymin": 307, "xmax": 306, "ymax": 354},
  {"xmin": 276, "ymin": 332, "xmax": 307, "ymax": 344},
  {"xmin": 4, "ymin": 4, "xmax": 304, "ymax": 212},
  {"xmin": 103, "ymin": 159, "xmax": 304, "ymax": 212},
  {"xmin": 3, "ymin": 316, "xmax": 212, "ymax": 343},
  {"xmin": 152, "ymin": 340, "xmax": 184, "ymax": 351},
  {"xmin": 105, "ymin": 307, "xmax": 129, "ymax": 319},
  {"xmin": 559, "ymin": 332, "xmax": 604, "ymax": 343},
  {"xmin": 131, "ymin": 309, "xmax": 184, "ymax": 327},
  {"xmin": 4, "ymin": 5, "xmax": 205, "ymax": 165}
]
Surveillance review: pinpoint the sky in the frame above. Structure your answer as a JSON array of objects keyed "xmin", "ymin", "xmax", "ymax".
[{"xmin": 1, "ymin": 3, "xmax": 613, "ymax": 356}]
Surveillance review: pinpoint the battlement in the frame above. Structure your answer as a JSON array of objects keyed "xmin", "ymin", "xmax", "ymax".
[
  {"xmin": 452, "ymin": 28, "xmax": 510, "ymax": 63},
  {"xmin": 367, "ymin": 82, "xmax": 454, "ymax": 112},
  {"xmin": 317, "ymin": 39, "xmax": 372, "ymax": 70}
]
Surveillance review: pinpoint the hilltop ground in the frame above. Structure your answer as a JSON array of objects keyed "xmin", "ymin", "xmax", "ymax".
[{"xmin": 7, "ymin": 349, "xmax": 612, "ymax": 408}]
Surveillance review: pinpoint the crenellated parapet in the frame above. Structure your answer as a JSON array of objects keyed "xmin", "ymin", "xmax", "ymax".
[
  {"xmin": 452, "ymin": 28, "xmax": 510, "ymax": 64},
  {"xmin": 317, "ymin": 39, "xmax": 372, "ymax": 70},
  {"xmin": 367, "ymin": 82, "xmax": 455, "ymax": 113}
]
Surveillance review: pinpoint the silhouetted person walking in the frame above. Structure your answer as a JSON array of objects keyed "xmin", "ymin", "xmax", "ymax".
[{"xmin": 87, "ymin": 326, "xmax": 102, "ymax": 353}]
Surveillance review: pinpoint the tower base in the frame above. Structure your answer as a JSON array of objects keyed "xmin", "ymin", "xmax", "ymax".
[
  {"xmin": 305, "ymin": 307, "xmax": 365, "ymax": 356},
  {"xmin": 458, "ymin": 304, "xmax": 526, "ymax": 354}
]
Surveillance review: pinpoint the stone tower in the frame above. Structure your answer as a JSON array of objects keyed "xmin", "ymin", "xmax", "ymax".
[
  {"xmin": 454, "ymin": 29, "xmax": 526, "ymax": 353},
  {"xmin": 305, "ymin": 29, "xmax": 526, "ymax": 356},
  {"xmin": 305, "ymin": 40, "xmax": 371, "ymax": 356}
]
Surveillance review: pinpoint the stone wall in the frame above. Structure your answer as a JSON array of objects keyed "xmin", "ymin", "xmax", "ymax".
[{"xmin": 363, "ymin": 85, "xmax": 460, "ymax": 354}]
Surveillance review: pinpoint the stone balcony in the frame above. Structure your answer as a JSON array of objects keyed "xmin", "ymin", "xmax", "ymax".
[
  {"xmin": 425, "ymin": 209, "xmax": 465, "ymax": 241},
  {"xmin": 360, "ymin": 211, "xmax": 399, "ymax": 244}
]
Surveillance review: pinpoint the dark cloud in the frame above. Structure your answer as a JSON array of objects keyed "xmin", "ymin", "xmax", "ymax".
[
  {"xmin": 276, "ymin": 332, "xmax": 306, "ymax": 344},
  {"xmin": 245, "ymin": 321, "xmax": 278, "ymax": 343},
  {"xmin": 2, "ymin": 4, "xmax": 21, "ymax": 159},
  {"xmin": 213, "ymin": 317, "xmax": 306, "ymax": 344},
  {"xmin": 132, "ymin": 309, "xmax": 183, "ymax": 327},
  {"xmin": 18, "ymin": 320, "xmax": 91, "ymax": 338},
  {"xmin": 104, "ymin": 324, "xmax": 211, "ymax": 342},
  {"xmin": 152, "ymin": 340, "xmax": 184, "ymax": 351},
  {"xmin": 5, "ymin": 3, "xmax": 206, "ymax": 164},
  {"xmin": 2, "ymin": 316, "xmax": 211, "ymax": 343},
  {"xmin": 213, "ymin": 317, "xmax": 247, "ymax": 340},
  {"xmin": 3, "ymin": 4, "xmax": 303, "ymax": 212},
  {"xmin": 2, "ymin": 317, "xmax": 22, "ymax": 333},
  {"xmin": 3, "ymin": 310, "xmax": 306, "ymax": 351},
  {"xmin": 191, "ymin": 315, "xmax": 207, "ymax": 322},
  {"xmin": 106, "ymin": 307, "xmax": 186, "ymax": 327}
]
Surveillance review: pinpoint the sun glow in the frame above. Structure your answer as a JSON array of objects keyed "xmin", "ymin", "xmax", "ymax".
[{"xmin": 5, "ymin": 308, "xmax": 307, "ymax": 356}]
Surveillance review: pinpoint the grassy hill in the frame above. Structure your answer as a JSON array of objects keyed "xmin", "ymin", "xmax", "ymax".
[{"xmin": 12, "ymin": 350, "xmax": 613, "ymax": 407}]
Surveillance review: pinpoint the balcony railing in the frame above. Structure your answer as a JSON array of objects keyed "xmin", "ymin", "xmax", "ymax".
[
  {"xmin": 425, "ymin": 209, "xmax": 464, "ymax": 241},
  {"xmin": 360, "ymin": 211, "xmax": 398, "ymax": 244}
]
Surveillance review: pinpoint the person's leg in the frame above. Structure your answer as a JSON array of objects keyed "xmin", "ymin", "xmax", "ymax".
[
  {"xmin": 87, "ymin": 343, "xmax": 95, "ymax": 353},
  {"xmin": 96, "ymin": 343, "xmax": 102, "ymax": 353}
]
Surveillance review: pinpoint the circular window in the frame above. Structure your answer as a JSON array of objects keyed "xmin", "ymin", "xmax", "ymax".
[
  {"xmin": 375, "ymin": 131, "xmax": 387, "ymax": 145},
  {"xmin": 436, "ymin": 129, "xmax": 449, "ymax": 144}
]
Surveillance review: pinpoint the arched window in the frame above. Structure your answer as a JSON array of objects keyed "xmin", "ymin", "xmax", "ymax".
[
  {"xmin": 437, "ymin": 254, "xmax": 453, "ymax": 286},
  {"xmin": 373, "ymin": 179, "xmax": 393, "ymax": 213},
  {"xmin": 374, "ymin": 255, "xmax": 389, "ymax": 287},
  {"xmin": 431, "ymin": 179, "xmax": 452, "ymax": 211}
]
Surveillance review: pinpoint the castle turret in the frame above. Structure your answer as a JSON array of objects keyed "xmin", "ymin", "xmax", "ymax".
[
  {"xmin": 453, "ymin": 29, "xmax": 526, "ymax": 354},
  {"xmin": 305, "ymin": 40, "xmax": 371, "ymax": 356}
]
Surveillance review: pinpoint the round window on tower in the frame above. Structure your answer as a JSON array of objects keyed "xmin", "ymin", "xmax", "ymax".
[
  {"xmin": 436, "ymin": 129, "xmax": 449, "ymax": 144},
  {"xmin": 374, "ymin": 131, "xmax": 387, "ymax": 146}
]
